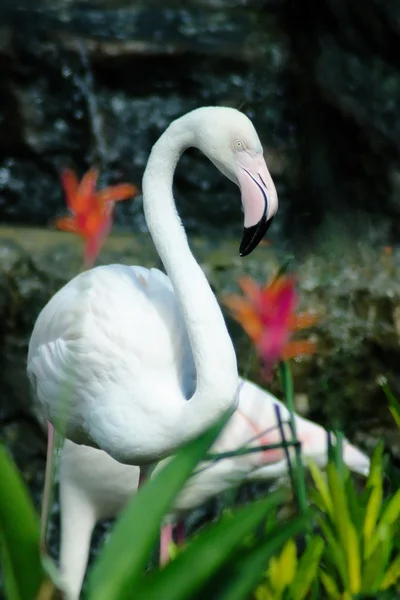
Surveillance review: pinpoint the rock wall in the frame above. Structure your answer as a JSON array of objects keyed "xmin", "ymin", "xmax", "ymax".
[{"xmin": 0, "ymin": 0, "xmax": 399, "ymax": 246}]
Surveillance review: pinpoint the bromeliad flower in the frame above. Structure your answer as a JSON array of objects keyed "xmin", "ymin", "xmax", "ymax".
[
  {"xmin": 224, "ymin": 274, "xmax": 318, "ymax": 379},
  {"xmin": 55, "ymin": 167, "xmax": 138, "ymax": 268}
]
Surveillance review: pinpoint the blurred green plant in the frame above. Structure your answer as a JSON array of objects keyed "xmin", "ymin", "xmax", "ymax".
[
  {"xmin": 0, "ymin": 445, "xmax": 56, "ymax": 600},
  {"xmin": 246, "ymin": 379, "xmax": 400, "ymax": 600},
  {"xmin": 0, "ymin": 413, "xmax": 311, "ymax": 600},
  {"xmin": 253, "ymin": 536, "xmax": 324, "ymax": 600},
  {"xmin": 381, "ymin": 381, "xmax": 400, "ymax": 430},
  {"xmin": 311, "ymin": 444, "xmax": 400, "ymax": 598}
]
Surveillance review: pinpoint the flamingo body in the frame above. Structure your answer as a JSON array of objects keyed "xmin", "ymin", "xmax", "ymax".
[
  {"xmin": 28, "ymin": 265, "xmax": 195, "ymax": 463},
  {"xmin": 56, "ymin": 379, "xmax": 370, "ymax": 598},
  {"xmin": 28, "ymin": 107, "xmax": 278, "ymax": 466}
]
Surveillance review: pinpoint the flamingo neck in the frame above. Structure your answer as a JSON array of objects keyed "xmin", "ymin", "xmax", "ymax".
[{"xmin": 142, "ymin": 113, "xmax": 239, "ymax": 443}]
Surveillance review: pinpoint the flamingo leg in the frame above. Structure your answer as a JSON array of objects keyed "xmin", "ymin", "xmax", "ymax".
[
  {"xmin": 138, "ymin": 468, "xmax": 147, "ymax": 488},
  {"xmin": 40, "ymin": 421, "xmax": 55, "ymax": 552},
  {"xmin": 159, "ymin": 523, "xmax": 173, "ymax": 567},
  {"xmin": 174, "ymin": 520, "xmax": 186, "ymax": 547},
  {"xmin": 59, "ymin": 475, "xmax": 96, "ymax": 600}
]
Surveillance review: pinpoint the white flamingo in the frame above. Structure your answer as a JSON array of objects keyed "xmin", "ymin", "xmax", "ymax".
[
  {"xmin": 56, "ymin": 379, "xmax": 370, "ymax": 599},
  {"xmin": 27, "ymin": 107, "xmax": 277, "ymax": 470}
]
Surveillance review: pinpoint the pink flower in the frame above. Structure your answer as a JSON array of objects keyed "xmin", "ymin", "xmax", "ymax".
[{"xmin": 224, "ymin": 275, "xmax": 318, "ymax": 379}]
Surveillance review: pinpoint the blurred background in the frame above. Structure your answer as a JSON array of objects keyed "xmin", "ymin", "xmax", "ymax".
[{"xmin": 0, "ymin": 0, "xmax": 400, "ymax": 588}]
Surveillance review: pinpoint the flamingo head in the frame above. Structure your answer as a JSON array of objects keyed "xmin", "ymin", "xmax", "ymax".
[{"xmin": 191, "ymin": 107, "xmax": 278, "ymax": 256}]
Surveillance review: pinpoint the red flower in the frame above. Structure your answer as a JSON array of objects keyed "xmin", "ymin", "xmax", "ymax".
[
  {"xmin": 224, "ymin": 274, "xmax": 318, "ymax": 379},
  {"xmin": 55, "ymin": 168, "xmax": 138, "ymax": 268}
]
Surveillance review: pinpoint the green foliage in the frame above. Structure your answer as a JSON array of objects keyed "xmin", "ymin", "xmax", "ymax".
[
  {"xmin": 133, "ymin": 496, "xmax": 311, "ymax": 600},
  {"xmin": 278, "ymin": 361, "xmax": 308, "ymax": 517},
  {"xmin": 0, "ymin": 445, "xmax": 55, "ymax": 600},
  {"xmin": 309, "ymin": 445, "xmax": 400, "ymax": 597},
  {"xmin": 3, "ymin": 368, "xmax": 400, "ymax": 600},
  {"xmin": 253, "ymin": 536, "xmax": 324, "ymax": 600},
  {"xmin": 381, "ymin": 382, "xmax": 400, "ymax": 430},
  {"xmin": 0, "ymin": 416, "xmax": 311, "ymax": 600}
]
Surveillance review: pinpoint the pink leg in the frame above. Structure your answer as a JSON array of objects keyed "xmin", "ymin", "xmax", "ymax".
[
  {"xmin": 175, "ymin": 520, "xmax": 186, "ymax": 547},
  {"xmin": 159, "ymin": 523, "xmax": 173, "ymax": 567},
  {"xmin": 40, "ymin": 421, "xmax": 55, "ymax": 553},
  {"xmin": 138, "ymin": 468, "xmax": 147, "ymax": 488}
]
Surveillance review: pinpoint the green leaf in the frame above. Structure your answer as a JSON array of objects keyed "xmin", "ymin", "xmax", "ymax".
[
  {"xmin": 278, "ymin": 361, "xmax": 308, "ymax": 517},
  {"xmin": 1, "ymin": 531, "xmax": 21, "ymax": 600},
  {"xmin": 381, "ymin": 383, "xmax": 400, "ymax": 429},
  {"xmin": 320, "ymin": 570, "xmax": 341, "ymax": 599},
  {"xmin": 368, "ymin": 488, "xmax": 400, "ymax": 557},
  {"xmin": 367, "ymin": 443, "xmax": 384, "ymax": 489},
  {"xmin": 363, "ymin": 483, "xmax": 383, "ymax": 559},
  {"xmin": 268, "ymin": 556, "xmax": 282, "ymax": 600},
  {"xmin": 290, "ymin": 536, "xmax": 324, "ymax": 600},
  {"xmin": 347, "ymin": 522, "xmax": 361, "ymax": 594},
  {"xmin": 380, "ymin": 553, "xmax": 400, "ymax": 590},
  {"xmin": 254, "ymin": 582, "xmax": 275, "ymax": 600},
  {"xmin": 362, "ymin": 534, "xmax": 392, "ymax": 593},
  {"xmin": 326, "ymin": 463, "xmax": 352, "ymax": 553},
  {"xmin": 308, "ymin": 461, "xmax": 334, "ymax": 518},
  {"xmin": 134, "ymin": 492, "xmax": 298, "ymax": 600},
  {"xmin": 0, "ymin": 444, "xmax": 49, "ymax": 600},
  {"xmin": 332, "ymin": 430, "xmax": 345, "ymax": 480},
  {"xmin": 345, "ymin": 475, "xmax": 363, "ymax": 533},
  {"xmin": 276, "ymin": 539, "xmax": 297, "ymax": 590},
  {"xmin": 389, "ymin": 407, "xmax": 400, "ymax": 429},
  {"xmin": 318, "ymin": 518, "xmax": 349, "ymax": 588},
  {"xmin": 378, "ymin": 488, "xmax": 400, "ymax": 529},
  {"xmin": 85, "ymin": 416, "xmax": 227, "ymax": 600}
]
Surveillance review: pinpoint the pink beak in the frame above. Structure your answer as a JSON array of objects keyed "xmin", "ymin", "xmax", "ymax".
[{"xmin": 236, "ymin": 153, "xmax": 278, "ymax": 256}]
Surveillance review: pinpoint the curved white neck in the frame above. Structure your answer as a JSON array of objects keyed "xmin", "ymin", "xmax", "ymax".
[{"xmin": 142, "ymin": 115, "xmax": 239, "ymax": 443}]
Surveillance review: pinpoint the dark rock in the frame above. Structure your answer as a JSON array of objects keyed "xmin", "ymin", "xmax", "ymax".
[
  {"xmin": 0, "ymin": 0, "xmax": 288, "ymax": 237},
  {"xmin": 281, "ymin": 0, "xmax": 400, "ymax": 246},
  {"xmin": 0, "ymin": 0, "xmax": 399, "ymax": 248}
]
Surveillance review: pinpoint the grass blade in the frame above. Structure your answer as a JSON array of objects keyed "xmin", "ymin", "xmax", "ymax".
[
  {"xmin": 364, "ymin": 484, "xmax": 383, "ymax": 559},
  {"xmin": 1, "ymin": 531, "xmax": 21, "ymax": 600},
  {"xmin": 362, "ymin": 534, "xmax": 392, "ymax": 592},
  {"xmin": 85, "ymin": 416, "xmax": 227, "ymax": 600},
  {"xmin": 381, "ymin": 382, "xmax": 400, "ymax": 429},
  {"xmin": 320, "ymin": 570, "xmax": 341, "ymax": 598},
  {"xmin": 308, "ymin": 460, "xmax": 334, "ymax": 518},
  {"xmin": 326, "ymin": 463, "xmax": 351, "ymax": 555},
  {"xmin": 290, "ymin": 536, "xmax": 324, "ymax": 600},
  {"xmin": 278, "ymin": 361, "xmax": 308, "ymax": 517},
  {"xmin": 347, "ymin": 522, "xmax": 361, "ymax": 593},
  {"xmin": 318, "ymin": 518, "xmax": 349, "ymax": 588},
  {"xmin": 0, "ymin": 444, "xmax": 48, "ymax": 600},
  {"xmin": 381, "ymin": 553, "xmax": 400, "ymax": 591}
]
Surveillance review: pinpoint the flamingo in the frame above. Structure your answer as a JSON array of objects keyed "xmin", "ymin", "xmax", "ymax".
[
  {"xmin": 55, "ymin": 379, "xmax": 370, "ymax": 599},
  {"xmin": 27, "ymin": 107, "xmax": 277, "ymax": 471}
]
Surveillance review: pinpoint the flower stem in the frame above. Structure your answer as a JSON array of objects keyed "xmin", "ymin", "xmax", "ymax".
[
  {"xmin": 334, "ymin": 428, "xmax": 344, "ymax": 480},
  {"xmin": 278, "ymin": 361, "xmax": 308, "ymax": 516},
  {"xmin": 205, "ymin": 438, "xmax": 300, "ymax": 462}
]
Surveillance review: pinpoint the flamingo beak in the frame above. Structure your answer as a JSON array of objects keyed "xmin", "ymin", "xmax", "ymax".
[{"xmin": 236, "ymin": 153, "xmax": 278, "ymax": 257}]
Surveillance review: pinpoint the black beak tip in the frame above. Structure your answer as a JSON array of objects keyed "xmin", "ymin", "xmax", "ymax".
[{"xmin": 239, "ymin": 215, "xmax": 274, "ymax": 257}]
